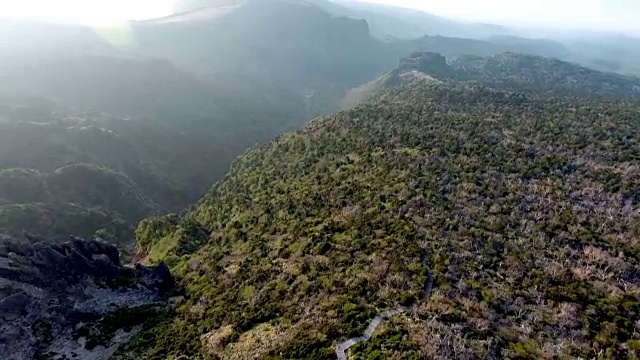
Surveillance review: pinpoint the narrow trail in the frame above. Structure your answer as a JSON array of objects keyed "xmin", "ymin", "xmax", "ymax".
[{"xmin": 335, "ymin": 268, "xmax": 434, "ymax": 360}]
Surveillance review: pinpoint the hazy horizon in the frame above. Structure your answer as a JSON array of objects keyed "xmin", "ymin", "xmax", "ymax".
[
  {"xmin": 0, "ymin": 0, "xmax": 638, "ymax": 36},
  {"xmin": 0, "ymin": 0, "xmax": 174, "ymax": 25},
  {"xmin": 360, "ymin": 0, "xmax": 639, "ymax": 36}
]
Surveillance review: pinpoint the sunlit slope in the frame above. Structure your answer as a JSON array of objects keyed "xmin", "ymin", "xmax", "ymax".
[{"xmin": 125, "ymin": 76, "xmax": 640, "ymax": 358}]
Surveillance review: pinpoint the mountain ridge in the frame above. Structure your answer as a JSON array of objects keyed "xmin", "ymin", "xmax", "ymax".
[
  {"xmin": 2, "ymin": 0, "xmax": 639, "ymax": 252},
  {"xmin": 344, "ymin": 52, "xmax": 640, "ymax": 107}
]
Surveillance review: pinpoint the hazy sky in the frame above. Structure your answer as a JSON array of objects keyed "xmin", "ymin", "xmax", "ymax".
[
  {"xmin": 0, "ymin": 0, "xmax": 638, "ymax": 34},
  {"xmin": 365, "ymin": 0, "xmax": 639, "ymax": 34},
  {"xmin": 0, "ymin": 0, "xmax": 174, "ymax": 24}
]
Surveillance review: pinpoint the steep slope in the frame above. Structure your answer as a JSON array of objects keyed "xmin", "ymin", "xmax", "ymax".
[
  {"xmin": 171, "ymin": 0, "xmax": 450, "ymax": 40},
  {"xmin": 134, "ymin": 0, "xmax": 392, "ymax": 115},
  {"xmin": 126, "ymin": 77, "xmax": 640, "ymax": 358}
]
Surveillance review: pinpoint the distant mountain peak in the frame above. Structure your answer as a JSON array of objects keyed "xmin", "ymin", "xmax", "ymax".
[
  {"xmin": 378, "ymin": 52, "xmax": 449, "ymax": 87},
  {"xmin": 173, "ymin": 0, "xmax": 245, "ymax": 14},
  {"xmin": 399, "ymin": 52, "xmax": 448, "ymax": 74}
]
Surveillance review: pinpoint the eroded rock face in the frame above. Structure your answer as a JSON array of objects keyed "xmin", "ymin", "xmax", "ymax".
[{"xmin": 0, "ymin": 235, "xmax": 173, "ymax": 360}]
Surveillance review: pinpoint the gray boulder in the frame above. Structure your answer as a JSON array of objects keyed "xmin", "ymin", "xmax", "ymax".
[
  {"xmin": 0, "ymin": 293, "xmax": 31, "ymax": 319},
  {"xmin": 0, "ymin": 234, "xmax": 174, "ymax": 360}
]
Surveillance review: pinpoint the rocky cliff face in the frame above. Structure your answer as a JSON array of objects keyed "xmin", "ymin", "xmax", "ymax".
[
  {"xmin": 398, "ymin": 52, "xmax": 449, "ymax": 75},
  {"xmin": 0, "ymin": 235, "xmax": 173, "ymax": 360}
]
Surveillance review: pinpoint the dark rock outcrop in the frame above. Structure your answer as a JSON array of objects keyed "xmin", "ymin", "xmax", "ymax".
[
  {"xmin": 0, "ymin": 235, "xmax": 173, "ymax": 360},
  {"xmin": 399, "ymin": 52, "xmax": 450, "ymax": 76},
  {"xmin": 376, "ymin": 52, "xmax": 450, "ymax": 89}
]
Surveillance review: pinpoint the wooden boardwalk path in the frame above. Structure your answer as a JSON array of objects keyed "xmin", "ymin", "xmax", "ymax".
[{"xmin": 335, "ymin": 269, "xmax": 433, "ymax": 360}]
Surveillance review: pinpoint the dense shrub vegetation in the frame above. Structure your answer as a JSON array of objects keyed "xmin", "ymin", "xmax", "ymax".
[
  {"xmin": 445, "ymin": 53, "xmax": 640, "ymax": 100},
  {"xmin": 123, "ymin": 79, "xmax": 640, "ymax": 359},
  {"xmin": 4, "ymin": 2, "xmax": 640, "ymax": 358},
  {"xmin": 345, "ymin": 52, "xmax": 640, "ymax": 110}
]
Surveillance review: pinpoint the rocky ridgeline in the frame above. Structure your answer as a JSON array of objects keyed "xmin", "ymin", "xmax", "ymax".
[{"xmin": 0, "ymin": 235, "xmax": 174, "ymax": 360}]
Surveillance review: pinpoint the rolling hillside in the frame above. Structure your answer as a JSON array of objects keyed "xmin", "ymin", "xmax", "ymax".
[{"xmin": 121, "ymin": 56, "xmax": 640, "ymax": 359}]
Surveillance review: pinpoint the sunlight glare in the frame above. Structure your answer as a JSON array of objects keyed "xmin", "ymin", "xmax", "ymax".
[{"xmin": 0, "ymin": 0, "xmax": 176, "ymax": 25}]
